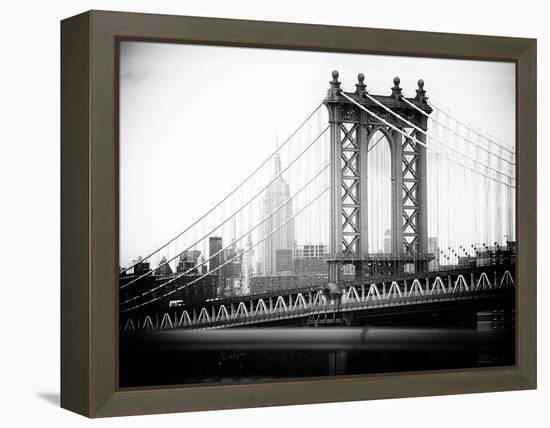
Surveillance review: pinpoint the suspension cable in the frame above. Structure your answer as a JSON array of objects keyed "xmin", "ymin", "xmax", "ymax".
[
  {"xmin": 121, "ymin": 185, "xmax": 330, "ymax": 313},
  {"xmin": 120, "ymin": 102, "xmax": 324, "ymax": 274},
  {"xmin": 368, "ymin": 133, "xmax": 386, "ymax": 153},
  {"xmin": 401, "ymin": 96, "xmax": 515, "ymax": 166},
  {"xmin": 121, "ymin": 124, "xmax": 329, "ymax": 289},
  {"xmin": 427, "ymin": 98, "xmax": 515, "ymax": 155},
  {"xmin": 361, "ymin": 92, "xmax": 514, "ymax": 181},
  {"xmin": 120, "ymin": 164, "xmax": 330, "ymax": 306},
  {"xmin": 339, "ymin": 92, "xmax": 514, "ymax": 188}
]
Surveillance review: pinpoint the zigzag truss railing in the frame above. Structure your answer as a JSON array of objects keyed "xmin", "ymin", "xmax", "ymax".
[{"xmin": 121, "ymin": 268, "xmax": 515, "ymax": 332}]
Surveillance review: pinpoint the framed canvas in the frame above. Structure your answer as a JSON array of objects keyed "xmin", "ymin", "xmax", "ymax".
[{"xmin": 60, "ymin": 10, "xmax": 537, "ymax": 417}]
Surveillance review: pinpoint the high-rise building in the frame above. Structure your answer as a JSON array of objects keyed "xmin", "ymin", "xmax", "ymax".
[
  {"xmin": 209, "ymin": 236, "xmax": 223, "ymax": 292},
  {"xmin": 222, "ymin": 246, "xmax": 242, "ymax": 281},
  {"xmin": 259, "ymin": 151, "xmax": 295, "ymax": 275},
  {"xmin": 428, "ymin": 236, "xmax": 439, "ymax": 270},
  {"xmin": 240, "ymin": 233, "xmax": 255, "ymax": 295},
  {"xmin": 132, "ymin": 256, "xmax": 150, "ymax": 275},
  {"xmin": 209, "ymin": 237, "xmax": 223, "ymax": 272},
  {"xmin": 176, "ymin": 250, "xmax": 201, "ymax": 275}
]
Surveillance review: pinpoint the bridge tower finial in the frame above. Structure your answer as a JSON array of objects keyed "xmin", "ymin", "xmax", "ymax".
[
  {"xmin": 327, "ymin": 70, "xmax": 341, "ymax": 99},
  {"xmin": 355, "ymin": 73, "xmax": 367, "ymax": 96},
  {"xmin": 415, "ymin": 79, "xmax": 427, "ymax": 103},
  {"xmin": 391, "ymin": 76, "xmax": 402, "ymax": 99}
]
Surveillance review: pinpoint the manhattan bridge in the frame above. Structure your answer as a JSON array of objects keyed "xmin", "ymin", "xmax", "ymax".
[{"xmin": 119, "ymin": 71, "xmax": 516, "ymax": 338}]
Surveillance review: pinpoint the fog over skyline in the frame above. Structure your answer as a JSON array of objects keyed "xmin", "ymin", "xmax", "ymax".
[{"xmin": 119, "ymin": 41, "xmax": 515, "ymax": 267}]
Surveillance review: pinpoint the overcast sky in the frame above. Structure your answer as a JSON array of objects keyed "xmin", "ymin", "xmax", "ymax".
[{"xmin": 119, "ymin": 41, "xmax": 515, "ymax": 267}]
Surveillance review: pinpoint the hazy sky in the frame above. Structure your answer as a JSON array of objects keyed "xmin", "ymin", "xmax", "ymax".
[{"xmin": 119, "ymin": 41, "xmax": 515, "ymax": 266}]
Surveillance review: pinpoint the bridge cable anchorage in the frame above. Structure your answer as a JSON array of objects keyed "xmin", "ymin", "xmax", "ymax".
[
  {"xmin": 119, "ymin": 163, "xmax": 329, "ymax": 307},
  {"xmin": 120, "ymin": 185, "xmax": 330, "ymax": 313},
  {"xmin": 120, "ymin": 101, "xmax": 324, "ymax": 275},
  {"xmin": 400, "ymin": 95, "xmax": 515, "ymax": 167},
  {"xmin": 120, "ymin": 123, "xmax": 330, "ymax": 290},
  {"xmin": 339, "ymin": 92, "xmax": 514, "ymax": 189},
  {"xmin": 360, "ymin": 91, "xmax": 515, "ymax": 182},
  {"xmin": 427, "ymin": 98, "xmax": 515, "ymax": 156}
]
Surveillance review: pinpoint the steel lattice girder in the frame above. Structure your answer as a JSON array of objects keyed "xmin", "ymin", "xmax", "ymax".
[
  {"xmin": 340, "ymin": 123, "xmax": 360, "ymax": 254},
  {"xmin": 402, "ymin": 129, "xmax": 420, "ymax": 254}
]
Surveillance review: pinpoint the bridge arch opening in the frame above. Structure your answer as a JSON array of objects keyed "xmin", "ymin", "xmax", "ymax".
[{"xmin": 367, "ymin": 128, "xmax": 393, "ymax": 254}]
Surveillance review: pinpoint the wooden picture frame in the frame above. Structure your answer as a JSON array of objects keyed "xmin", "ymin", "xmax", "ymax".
[{"xmin": 61, "ymin": 10, "xmax": 537, "ymax": 417}]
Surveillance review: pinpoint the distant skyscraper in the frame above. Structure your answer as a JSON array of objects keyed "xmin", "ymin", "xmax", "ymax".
[
  {"xmin": 428, "ymin": 236, "xmax": 439, "ymax": 270},
  {"xmin": 259, "ymin": 151, "xmax": 295, "ymax": 275},
  {"xmin": 209, "ymin": 237, "xmax": 223, "ymax": 271},
  {"xmin": 241, "ymin": 233, "xmax": 255, "ymax": 295},
  {"xmin": 177, "ymin": 250, "xmax": 201, "ymax": 275}
]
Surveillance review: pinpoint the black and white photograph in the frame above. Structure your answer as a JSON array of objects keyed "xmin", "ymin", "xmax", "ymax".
[
  {"xmin": 118, "ymin": 41, "xmax": 517, "ymax": 387},
  {"xmin": 2, "ymin": 0, "xmax": 545, "ymax": 424}
]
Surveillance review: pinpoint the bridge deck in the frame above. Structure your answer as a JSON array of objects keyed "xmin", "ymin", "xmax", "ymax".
[{"xmin": 120, "ymin": 264, "xmax": 515, "ymax": 332}]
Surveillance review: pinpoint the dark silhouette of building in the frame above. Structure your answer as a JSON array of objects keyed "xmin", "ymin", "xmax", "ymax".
[
  {"xmin": 209, "ymin": 237, "xmax": 223, "ymax": 272},
  {"xmin": 177, "ymin": 250, "xmax": 202, "ymax": 274},
  {"xmin": 132, "ymin": 256, "xmax": 150, "ymax": 275},
  {"xmin": 154, "ymin": 256, "xmax": 173, "ymax": 276}
]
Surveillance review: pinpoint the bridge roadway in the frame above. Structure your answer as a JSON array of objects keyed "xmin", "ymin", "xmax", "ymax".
[{"xmin": 121, "ymin": 262, "xmax": 515, "ymax": 332}]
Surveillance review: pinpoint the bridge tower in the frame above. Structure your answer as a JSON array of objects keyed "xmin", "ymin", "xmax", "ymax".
[{"xmin": 324, "ymin": 71, "xmax": 433, "ymax": 284}]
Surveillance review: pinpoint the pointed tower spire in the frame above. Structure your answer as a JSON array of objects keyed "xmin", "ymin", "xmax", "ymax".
[{"xmin": 274, "ymin": 134, "xmax": 282, "ymax": 175}]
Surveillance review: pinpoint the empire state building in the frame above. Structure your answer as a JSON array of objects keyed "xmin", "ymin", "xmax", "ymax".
[{"xmin": 259, "ymin": 152, "xmax": 295, "ymax": 275}]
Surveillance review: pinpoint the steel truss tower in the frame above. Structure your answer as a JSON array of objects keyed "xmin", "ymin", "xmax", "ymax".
[{"xmin": 324, "ymin": 71, "xmax": 434, "ymax": 284}]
